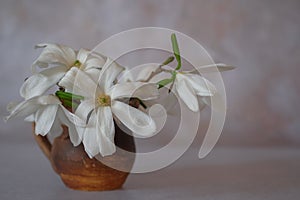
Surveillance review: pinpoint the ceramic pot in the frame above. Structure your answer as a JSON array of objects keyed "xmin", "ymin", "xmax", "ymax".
[{"xmin": 33, "ymin": 123, "xmax": 135, "ymax": 191}]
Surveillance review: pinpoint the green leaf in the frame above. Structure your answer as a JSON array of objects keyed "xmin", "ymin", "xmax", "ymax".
[
  {"xmin": 55, "ymin": 91, "xmax": 84, "ymax": 100},
  {"xmin": 157, "ymin": 78, "xmax": 174, "ymax": 89},
  {"xmin": 171, "ymin": 33, "xmax": 181, "ymax": 70}
]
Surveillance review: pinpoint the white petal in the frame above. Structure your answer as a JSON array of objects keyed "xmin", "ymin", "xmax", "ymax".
[
  {"xmin": 58, "ymin": 107, "xmax": 82, "ymax": 146},
  {"xmin": 77, "ymin": 48, "xmax": 89, "ymax": 64},
  {"xmin": 6, "ymin": 97, "xmax": 41, "ymax": 121},
  {"xmin": 111, "ymin": 101, "xmax": 156, "ymax": 137},
  {"xmin": 48, "ymin": 118, "xmax": 63, "ymax": 138},
  {"xmin": 175, "ymin": 78, "xmax": 199, "ymax": 112},
  {"xmin": 183, "ymin": 74, "xmax": 216, "ymax": 96},
  {"xmin": 82, "ymin": 111, "xmax": 99, "ymax": 158},
  {"xmin": 59, "ymin": 67, "xmax": 101, "ymax": 98},
  {"xmin": 119, "ymin": 69, "xmax": 133, "ymax": 82},
  {"xmin": 24, "ymin": 114, "xmax": 35, "ymax": 122},
  {"xmin": 198, "ymin": 97, "xmax": 209, "ymax": 111},
  {"xmin": 98, "ymin": 57, "xmax": 125, "ymax": 92},
  {"xmin": 85, "ymin": 68, "xmax": 102, "ymax": 83},
  {"xmin": 60, "ymin": 105, "xmax": 86, "ymax": 127},
  {"xmin": 5, "ymin": 95, "xmax": 60, "ymax": 121},
  {"xmin": 74, "ymin": 99, "xmax": 95, "ymax": 121},
  {"xmin": 85, "ymin": 56, "xmax": 106, "ymax": 70},
  {"xmin": 20, "ymin": 66, "xmax": 67, "ymax": 99},
  {"xmin": 6, "ymin": 101, "xmax": 20, "ymax": 112},
  {"xmin": 33, "ymin": 43, "xmax": 76, "ymax": 69},
  {"xmin": 35, "ymin": 105, "xmax": 58, "ymax": 136},
  {"xmin": 136, "ymin": 64, "xmax": 160, "ymax": 82},
  {"xmin": 96, "ymin": 107, "xmax": 116, "ymax": 156},
  {"xmin": 109, "ymin": 82, "xmax": 159, "ymax": 100},
  {"xmin": 37, "ymin": 95, "xmax": 62, "ymax": 105},
  {"xmin": 187, "ymin": 63, "xmax": 236, "ymax": 73}
]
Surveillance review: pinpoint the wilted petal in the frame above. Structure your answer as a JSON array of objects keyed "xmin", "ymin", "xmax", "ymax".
[
  {"xmin": 35, "ymin": 105, "xmax": 58, "ymax": 136},
  {"xmin": 98, "ymin": 57, "xmax": 124, "ymax": 92},
  {"xmin": 59, "ymin": 67, "xmax": 101, "ymax": 98},
  {"xmin": 20, "ymin": 65, "xmax": 67, "ymax": 99},
  {"xmin": 111, "ymin": 101, "xmax": 156, "ymax": 137},
  {"xmin": 187, "ymin": 63, "xmax": 236, "ymax": 74},
  {"xmin": 83, "ymin": 111, "xmax": 99, "ymax": 158},
  {"xmin": 96, "ymin": 107, "xmax": 116, "ymax": 156},
  {"xmin": 175, "ymin": 78, "xmax": 199, "ymax": 112},
  {"xmin": 109, "ymin": 82, "xmax": 159, "ymax": 100}
]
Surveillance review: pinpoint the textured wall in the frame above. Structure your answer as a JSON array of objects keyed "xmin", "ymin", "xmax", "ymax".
[{"xmin": 1, "ymin": 0, "xmax": 299, "ymax": 146}]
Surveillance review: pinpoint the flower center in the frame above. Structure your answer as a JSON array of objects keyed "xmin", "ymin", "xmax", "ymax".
[
  {"xmin": 97, "ymin": 94, "xmax": 111, "ymax": 107},
  {"xmin": 73, "ymin": 60, "xmax": 82, "ymax": 68}
]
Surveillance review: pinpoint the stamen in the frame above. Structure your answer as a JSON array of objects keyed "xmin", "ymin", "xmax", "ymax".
[
  {"xmin": 74, "ymin": 60, "xmax": 81, "ymax": 67},
  {"xmin": 97, "ymin": 94, "xmax": 111, "ymax": 107}
]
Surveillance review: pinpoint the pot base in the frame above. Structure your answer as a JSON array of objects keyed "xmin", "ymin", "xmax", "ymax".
[{"xmin": 60, "ymin": 172, "xmax": 128, "ymax": 191}]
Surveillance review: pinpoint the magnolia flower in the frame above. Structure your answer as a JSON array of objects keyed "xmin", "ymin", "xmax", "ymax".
[
  {"xmin": 59, "ymin": 61, "xmax": 159, "ymax": 157},
  {"xmin": 123, "ymin": 63, "xmax": 234, "ymax": 112},
  {"xmin": 173, "ymin": 64, "xmax": 235, "ymax": 112},
  {"xmin": 20, "ymin": 44, "xmax": 105, "ymax": 99},
  {"xmin": 5, "ymin": 95, "xmax": 85, "ymax": 145}
]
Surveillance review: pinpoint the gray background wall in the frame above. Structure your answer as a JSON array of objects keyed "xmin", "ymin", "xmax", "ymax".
[{"xmin": 1, "ymin": 0, "xmax": 299, "ymax": 147}]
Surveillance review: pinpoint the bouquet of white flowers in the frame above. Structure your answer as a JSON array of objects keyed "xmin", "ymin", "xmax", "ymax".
[{"xmin": 6, "ymin": 33, "xmax": 234, "ymax": 158}]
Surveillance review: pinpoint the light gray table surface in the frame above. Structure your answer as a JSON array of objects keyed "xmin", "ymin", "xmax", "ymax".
[{"xmin": 1, "ymin": 137, "xmax": 299, "ymax": 200}]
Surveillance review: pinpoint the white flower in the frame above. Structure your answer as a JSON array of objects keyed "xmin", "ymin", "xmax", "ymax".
[
  {"xmin": 20, "ymin": 44, "xmax": 105, "ymax": 99},
  {"xmin": 59, "ymin": 59, "xmax": 159, "ymax": 157},
  {"xmin": 124, "ymin": 63, "xmax": 235, "ymax": 112},
  {"xmin": 5, "ymin": 95, "xmax": 85, "ymax": 146},
  {"xmin": 173, "ymin": 64, "xmax": 235, "ymax": 112},
  {"xmin": 172, "ymin": 73, "xmax": 215, "ymax": 112}
]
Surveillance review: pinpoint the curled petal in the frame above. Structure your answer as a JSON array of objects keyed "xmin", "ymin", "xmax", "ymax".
[{"xmin": 111, "ymin": 101, "xmax": 156, "ymax": 137}]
